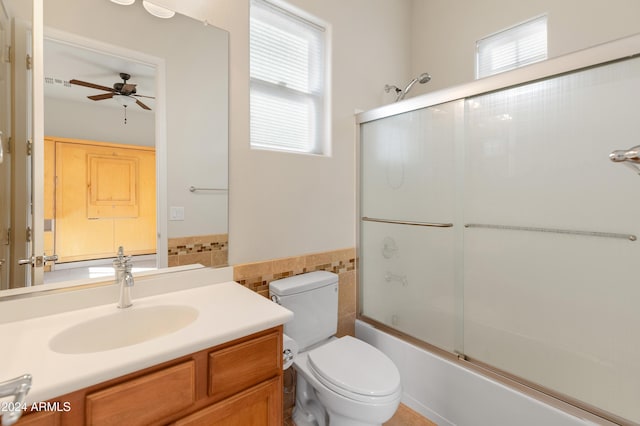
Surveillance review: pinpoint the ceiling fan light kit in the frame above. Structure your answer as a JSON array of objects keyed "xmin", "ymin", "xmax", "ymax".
[
  {"xmin": 109, "ymin": 0, "xmax": 175, "ymax": 19},
  {"xmin": 69, "ymin": 72, "xmax": 154, "ymax": 124},
  {"xmin": 113, "ymin": 94, "xmax": 137, "ymax": 107}
]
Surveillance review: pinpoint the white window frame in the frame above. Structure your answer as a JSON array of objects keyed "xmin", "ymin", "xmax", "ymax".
[
  {"xmin": 476, "ymin": 15, "xmax": 548, "ymax": 79},
  {"xmin": 250, "ymin": 0, "xmax": 330, "ymax": 155}
]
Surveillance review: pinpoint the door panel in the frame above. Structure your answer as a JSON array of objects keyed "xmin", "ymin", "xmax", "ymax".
[{"xmin": 51, "ymin": 138, "xmax": 156, "ymax": 262}]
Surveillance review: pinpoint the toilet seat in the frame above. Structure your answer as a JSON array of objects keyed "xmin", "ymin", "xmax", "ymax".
[{"xmin": 307, "ymin": 336, "xmax": 401, "ymax": 404}]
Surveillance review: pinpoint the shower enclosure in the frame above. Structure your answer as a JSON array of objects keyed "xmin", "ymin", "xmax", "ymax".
[{"xmin": 357, "ymin": 34, "xmax": 640, "ymax": 425}]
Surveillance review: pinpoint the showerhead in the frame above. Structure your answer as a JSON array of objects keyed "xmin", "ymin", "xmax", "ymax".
[
  {"xmin": 417, "ymin": 72, "xmax": 432, "ymax": 84},
  {"xmin": 394, "ymin": 72, "xmax": 431, "ymax": 101}
]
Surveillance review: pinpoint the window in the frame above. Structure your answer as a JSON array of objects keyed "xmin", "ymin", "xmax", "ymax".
[
  {"xmin": 476, "ymin": 15, "xmax": 548, "ymax": 79},
  {"xmin": 250, "ymin": 0, "xmax": 328, "ymax": 154}
]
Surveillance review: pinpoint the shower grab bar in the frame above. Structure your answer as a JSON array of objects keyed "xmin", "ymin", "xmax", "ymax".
[
  {"xmin": 464, "ymin": 223, "xmax": 637, "ymax": 241},
  {"xmin": 189, "ymin": 186, "xmax": 227, "ymax": 193},
  {"xmin": 362, "ymin": 217, "xmax": 453, "ymax": 228}
]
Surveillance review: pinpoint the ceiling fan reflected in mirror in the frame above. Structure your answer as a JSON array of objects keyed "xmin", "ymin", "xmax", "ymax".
[{"xmin": 70, "ymin": 72, "xmax": 154, "ymax": 123}]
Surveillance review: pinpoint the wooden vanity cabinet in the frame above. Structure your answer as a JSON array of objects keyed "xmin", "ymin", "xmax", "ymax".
[
  {"xmin": 13, "ymin": 412, "xmax": 60, "ymax": 426},
  {"xmin": 17, "ymin": 327, "xmax": 283, "ymax": 426},
  {"xmin": 172, "ymin": 377, "xmax": 281, "ymax": 426}
]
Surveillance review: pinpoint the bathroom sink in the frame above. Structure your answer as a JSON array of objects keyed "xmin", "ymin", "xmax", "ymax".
[{"xmin": 49, "ymin": 305, "xmax": 199, "ymax": 354}]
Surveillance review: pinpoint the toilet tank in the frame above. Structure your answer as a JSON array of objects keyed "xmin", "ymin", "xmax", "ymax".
[{"xmin": 269, "ymin": 271, "xmax": 338, "ymax": 351}]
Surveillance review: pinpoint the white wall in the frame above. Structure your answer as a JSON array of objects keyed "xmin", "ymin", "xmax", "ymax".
[
  {"xmin": 45, "ymin": 98, "xmax": 154, "ymax": 147},
  {"xmin": 144, "ymin": 0, "xmax": 640, "ymax": 261},
  {"xmin": 410, "ymin": 0, "xmax": 640, "ymax": 95},
  {"xmin": 230, "ymin": 0, "xmax": 412, "ymax": 263},
  {"xmin": 153, "ymin": 0, "xmax": 412, "ymax": 264}
]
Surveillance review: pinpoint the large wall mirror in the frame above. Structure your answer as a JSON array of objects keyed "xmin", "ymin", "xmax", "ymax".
[{"xmin": 0, "ymin": 0, "xmax": 229, "ymax": 292}]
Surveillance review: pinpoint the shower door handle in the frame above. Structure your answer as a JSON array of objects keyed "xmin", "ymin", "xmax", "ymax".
[
  {"xmin": 609, "ymin": 145, "xmax": 640, "ymax": 162},
  {"xmin": 609, "ymin": 145, "xmax": 640, "ymax": 174}
]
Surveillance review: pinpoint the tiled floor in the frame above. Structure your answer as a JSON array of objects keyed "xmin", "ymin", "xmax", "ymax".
[
  {"xmin": 285, "ymin": 403, "xmax": 436, "ymax": 426},
  {"xmin": 384, "ymin": 404, "xmax": 437, "ymax": 426}
]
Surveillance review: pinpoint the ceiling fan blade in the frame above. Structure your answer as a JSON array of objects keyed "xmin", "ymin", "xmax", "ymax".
[
  {"xmin": 136, "ymin": 99, "xmax": 152, "ymax": 110},
  {"xmin": 88, "ymin": 93, "xmax": 115, "ymax": 101},
  {"xmin": 133, "ymin": 94, "xmax": 155, "ymax": 99},
  {"xmin": 70, "ymin": 79, "xmax": 115, "ymax": 92}
]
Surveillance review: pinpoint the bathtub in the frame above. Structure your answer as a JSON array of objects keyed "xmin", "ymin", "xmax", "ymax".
[{"xmin": 355, "ymin": 320, "xmax": 605, "ymax": 426}]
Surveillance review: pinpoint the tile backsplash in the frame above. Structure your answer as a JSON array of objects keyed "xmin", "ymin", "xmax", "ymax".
[
  {"xmin": 233, "ymin": 248, "xmax": 356, "ymax": 338},
  {"xmin": 168, "ymin": 234, "xmax": 228, "ymax": 268}
]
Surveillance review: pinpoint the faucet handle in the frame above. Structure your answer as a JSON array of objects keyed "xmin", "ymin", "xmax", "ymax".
[
  {"xmin": 0, "ymin": 374, "xmax": 32, "ymax": 426},
  {"xmin": 114, "ymin": 246, "xmax": 132, "ymax": 267}
]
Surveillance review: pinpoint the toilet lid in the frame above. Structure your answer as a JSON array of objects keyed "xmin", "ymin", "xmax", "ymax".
[{"xmin": 307, "ymin": 336, "xmax": 401, "ymax": 399}]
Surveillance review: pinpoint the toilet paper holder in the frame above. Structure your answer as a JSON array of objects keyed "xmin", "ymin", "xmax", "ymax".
[
  {"xmin": 282, "ymin": 333, "xmax": 298, "ymax": 370},
  {"xmin": 284, "ymin": 348, "xmax": 295, "ymax": 364}
]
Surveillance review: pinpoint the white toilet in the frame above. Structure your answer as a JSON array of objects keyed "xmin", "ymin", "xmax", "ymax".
[{"xmin": 270, "ymin": 271, "xmax": 401, "ymax": 426}]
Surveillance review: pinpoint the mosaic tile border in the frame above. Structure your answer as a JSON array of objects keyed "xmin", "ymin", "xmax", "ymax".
[
  {"xmin": 167, "ymin": 234, "xmax": 228, "ymax": 256},
  {"xmin": 168, "ymin": 234, "xmax": 228, "ymax": 268},
  {"xmin": 233, "ymin": 247, "xmax": 357, "ymax": 338},
  {"xmin": 233, "ymin": 248, "xmax": 355, "ymax": 295}
]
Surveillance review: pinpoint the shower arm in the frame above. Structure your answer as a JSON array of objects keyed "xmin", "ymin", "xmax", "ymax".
[
  {"xmin": 384, "ymin": 84, "xmax": 402, "ymax": 97},
  {"xmin": 396, "ymin": 78, "xmax": 419, "ymax": 101},
  {"xmin": 384, "ymin": 72, "xmax": 431, "ymax": 102}
]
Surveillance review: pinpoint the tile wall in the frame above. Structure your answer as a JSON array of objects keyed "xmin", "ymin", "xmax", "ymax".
[
  {"xmin": 167, "ymin": 234, "xmax": 228, "ymax": 268},
  {"xmin": 233, "ymin": 247, "xmax": 357, "ymax": 338}
]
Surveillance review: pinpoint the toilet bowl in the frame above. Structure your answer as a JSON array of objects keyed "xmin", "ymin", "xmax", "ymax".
[
  {"xmin": 293, "ymin": 336, "xmax": 402, "ymax": 426},
  {"xmin": 269, "ymin": 271, "xmax": 402, "ymax": 426}
]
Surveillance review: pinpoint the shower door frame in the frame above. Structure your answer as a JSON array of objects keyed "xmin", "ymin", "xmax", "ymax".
[{"xmin": 355, "ymin": 33, "xmax": 640, "ymax": 426}]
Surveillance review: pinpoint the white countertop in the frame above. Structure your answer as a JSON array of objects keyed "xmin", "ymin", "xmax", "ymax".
[{"xmin": 0, "ymin": 278, "xmax": 293, "ymax": 404}]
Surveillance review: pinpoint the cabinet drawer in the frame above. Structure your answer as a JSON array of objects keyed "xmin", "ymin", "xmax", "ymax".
[
  {"xmin": 86, "ymin": 361, "xmax": 196, "ymax": 426},
  {"xmin": 209, "ymin": 330, "xmax": 280, "ymax": 400}
]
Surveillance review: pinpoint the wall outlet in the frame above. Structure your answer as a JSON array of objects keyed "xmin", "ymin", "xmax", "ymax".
[{"xmin": 169, "ymin": 206, "xmax": 185, "ymax": 221}]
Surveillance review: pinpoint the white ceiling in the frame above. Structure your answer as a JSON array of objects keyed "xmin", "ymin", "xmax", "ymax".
[{"xmin": 44, "ymin": 38, "xmax": 156, "ymax": 111}]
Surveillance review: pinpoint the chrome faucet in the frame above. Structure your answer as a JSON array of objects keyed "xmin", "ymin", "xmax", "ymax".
[
  {"xmin": 113, "ymin": 246, "xmax": 134, "ymax": 309},
  {"xmin": 0, "ymin": 374, "xmax": 32, "ymax": 426}
]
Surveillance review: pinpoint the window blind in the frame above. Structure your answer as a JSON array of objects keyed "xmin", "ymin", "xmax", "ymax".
[
  {"xmin": 250, "ymin": 0, "xmax": 326, "ymax": 154},
  {"xmin": 476, "ymin": 15, "xmax": 548, "ymax": 79}
]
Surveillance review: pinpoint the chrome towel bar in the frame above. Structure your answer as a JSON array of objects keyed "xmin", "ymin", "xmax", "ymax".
[
  {"xmin": 362, "ymin": 217, "xmax": 453, "ymax": 228},
  {"xmin": 189, "ymin": 186, "xmax": 227, "ymax": 193},
  {"xmin": 464, "ymin": 223, "xmax": 636, "ymax": 241}
]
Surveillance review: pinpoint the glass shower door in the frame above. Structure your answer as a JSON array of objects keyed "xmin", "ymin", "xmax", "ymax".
[
  {"xmin": 360, "ymin": 101, "xmax": 462, "ymax": 353},
  {"xmin": 463, "ymin": 57, "xmax": 640, "ymax": 423}
]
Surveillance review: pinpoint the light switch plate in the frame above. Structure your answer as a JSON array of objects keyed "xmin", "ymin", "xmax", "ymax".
[{"xmin": 169, "ymin": 206, "xmax": 185, "ymax": 221}]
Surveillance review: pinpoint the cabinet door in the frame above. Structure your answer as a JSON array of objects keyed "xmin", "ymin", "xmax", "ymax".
[
  {"xmin": 173, "ymin": 377, "xmax": 282, "ymax": 426},
  {"xmin": 15, "ymin": 411, "xmax": 59, "ymax": 426},
  {"xmin": 208, "ymin": 330, "xmax": 280, "ymax": 401}
]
